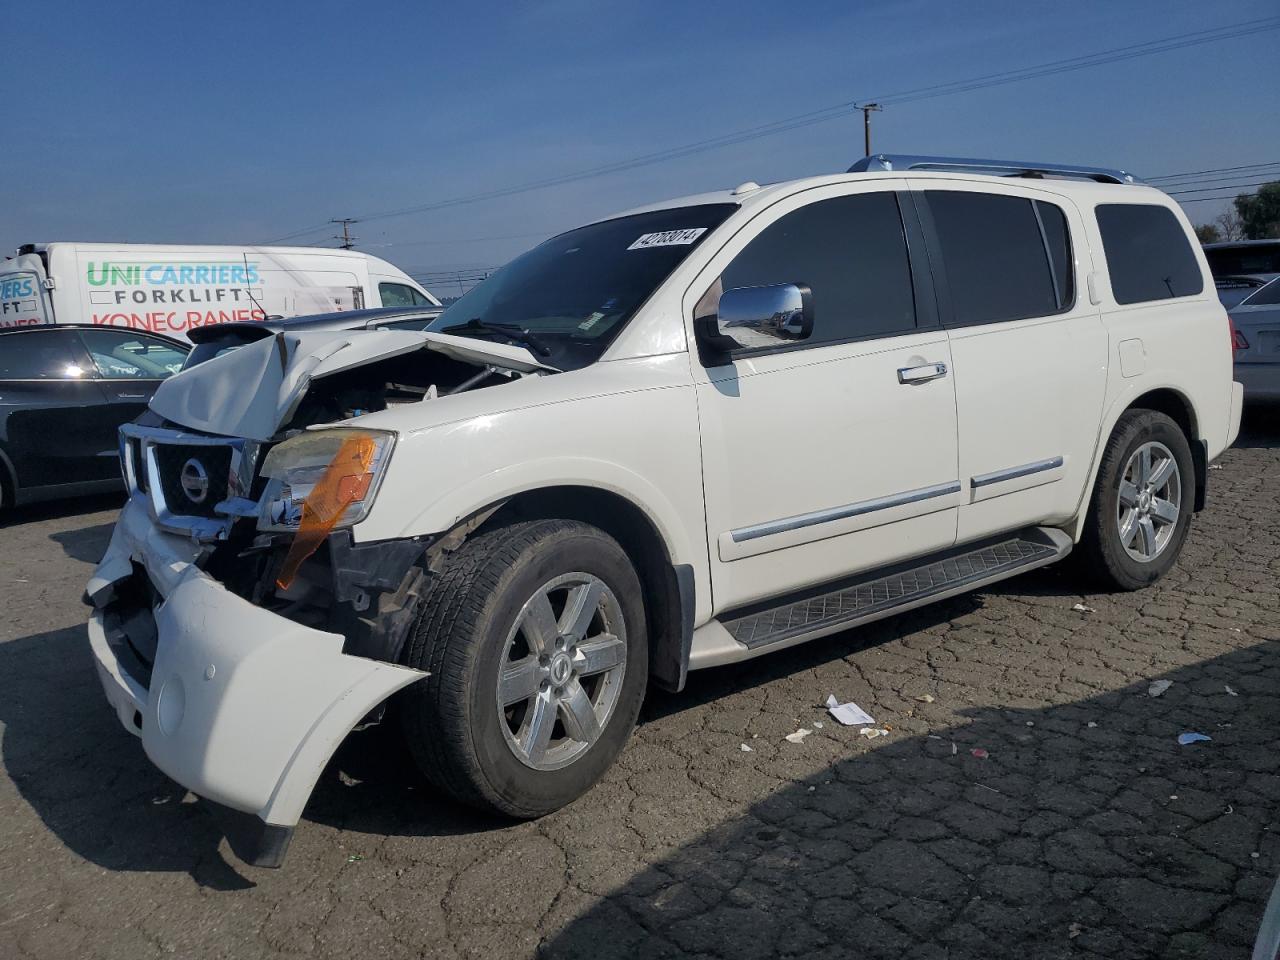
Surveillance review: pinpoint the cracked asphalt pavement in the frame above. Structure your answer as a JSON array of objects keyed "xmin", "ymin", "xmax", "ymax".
[{"xmin": 0, "ymin": 408, "xmax": 1277, "ymax": 959}]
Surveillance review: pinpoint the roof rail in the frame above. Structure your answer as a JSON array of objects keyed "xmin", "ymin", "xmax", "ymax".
[{"xmin": 848, "ymin": 154, "xmax": 1140, "ymax": 185}]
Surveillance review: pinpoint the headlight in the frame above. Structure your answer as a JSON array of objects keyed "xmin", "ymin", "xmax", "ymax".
[
  {"xmin": 258, "ymin": 428, "xmax": 396, "ymax": 590},
  {"xmin": 258, "ymin": 428, "xmax": 395, "ymax": 533}
]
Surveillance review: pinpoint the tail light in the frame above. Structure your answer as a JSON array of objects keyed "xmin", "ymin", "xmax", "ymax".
[{"xmin": 1229, "ymin": 316, "xmax": 1249, "ymax": 352}]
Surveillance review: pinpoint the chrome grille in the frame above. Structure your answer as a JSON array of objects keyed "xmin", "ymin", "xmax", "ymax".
[{"xmin": 119, "ymin": 423, "xmax": 260, "ymax": 541}]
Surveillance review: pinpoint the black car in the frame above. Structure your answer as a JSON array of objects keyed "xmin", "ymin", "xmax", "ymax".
[
  {"xmin": 182, "ymin": 305, "xmax": 444, "ymax": 369},
  {"xmin": 0, "ymin": 324, "xmax": 189, "ymax": 508}
]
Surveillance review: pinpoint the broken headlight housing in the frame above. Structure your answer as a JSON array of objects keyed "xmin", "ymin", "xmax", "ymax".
[{"xmin": 257, "ymin": 428, "xmax": 396, "ymax": 534}]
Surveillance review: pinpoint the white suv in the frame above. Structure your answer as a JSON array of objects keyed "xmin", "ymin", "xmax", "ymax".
[{"xmin": 86, "ymin": 155, "xmax": 1244, "ymax": 865}]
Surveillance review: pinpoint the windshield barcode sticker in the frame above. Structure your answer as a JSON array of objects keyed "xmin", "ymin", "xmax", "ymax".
[{"xmin": 627, "ymin": 228, "xmax": 707, "ymax": 250}]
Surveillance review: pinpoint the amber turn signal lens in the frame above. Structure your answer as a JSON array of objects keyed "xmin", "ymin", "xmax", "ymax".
[{"xmin": 276, "ymin": 435, "xmax": 377, "ymax": 590}]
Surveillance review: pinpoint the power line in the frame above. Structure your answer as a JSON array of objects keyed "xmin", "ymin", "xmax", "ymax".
[
  {"xmin": 1167, "ymin": 179, "xmax": 1279, "ymax": 197},
  {"xmin": 259, "ymin": 17, "xmax": 1280, "ymax": 244},
  {"xmin": 1179, "ymin": 191, "xmax": 1265, "ymax": 205},
  {"xmin": 1148, "ymin": 161, "xmax": 1280, "ymax": 182}
]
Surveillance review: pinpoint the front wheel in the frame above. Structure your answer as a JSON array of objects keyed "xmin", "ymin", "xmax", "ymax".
[
  {"xmin": 399, "ymin": 518, "xmax": 648, "ymax": 818},
  {"xmin": 1076, "ymin": 410, "xmax": 1195, "ymax": 591}
]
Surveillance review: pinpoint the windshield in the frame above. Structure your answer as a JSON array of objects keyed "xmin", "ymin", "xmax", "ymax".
[
  {"xmin": 427, "ymin": 204, "xmax": 737, "ymax": 369},
  {"xmin": 1205, "ymin": 244, "xmax": 1280, "ymax": 278}
]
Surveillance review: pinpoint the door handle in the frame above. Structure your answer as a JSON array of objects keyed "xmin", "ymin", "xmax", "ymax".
[
  {"xmin": 897, "ymin": 362, "xmax": 948, "ymax": 384},
  {"xmin": 115, "ymin": 393, "xmax": 147, "ymax": 400}
]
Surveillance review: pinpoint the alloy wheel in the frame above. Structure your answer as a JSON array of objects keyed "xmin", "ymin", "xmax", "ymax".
[
  {"xmin": 1116, "ymin": 440, "xmax": 1182, "ymax": 563},
  {"xmin": 496, "ymin": 572, "xmax": 627, "ymax": 771}
]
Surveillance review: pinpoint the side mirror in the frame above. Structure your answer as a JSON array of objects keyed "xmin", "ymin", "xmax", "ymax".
[{"xmin": 694, "ymin": 283, "xmax": 813, "ymax": 362}]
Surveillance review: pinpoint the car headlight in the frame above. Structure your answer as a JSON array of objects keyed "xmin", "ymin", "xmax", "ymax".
[{"xmin": 258, "ymin": 428, "xmax": 396, "ymax": 589}]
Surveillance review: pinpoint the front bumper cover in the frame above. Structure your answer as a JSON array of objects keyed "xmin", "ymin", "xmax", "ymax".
[{"xmin": 87, "ymin": 495, "xmax": 425, "ymax": 865}]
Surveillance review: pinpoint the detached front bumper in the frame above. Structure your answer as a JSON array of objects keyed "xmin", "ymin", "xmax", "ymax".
[{"xmin": 87, "ymin": 495, "xmax": 425, "ymax": 866}]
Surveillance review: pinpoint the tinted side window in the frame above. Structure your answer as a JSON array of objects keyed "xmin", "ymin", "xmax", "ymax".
[
  {"xmin": 0, "ymin": 330, "xmax": 84, "ymax": 380},
  {"xmin": 719, "ymin": 192, "xmax": 916, "ymax": 344},
  {"xmin": 1096, "ymin": 204, "xmax": 1204, "ymax": 304},
  {"xmin": 78, "ymin": 329, "xmax": 187, "ymax": 379},
  {"xmin": 926, "ymin": 191, "xmax": 1060, "ymax": 325}
]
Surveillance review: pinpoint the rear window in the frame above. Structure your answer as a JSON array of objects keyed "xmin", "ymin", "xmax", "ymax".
[
  {"xmin": 1240, "ymin": 278, "xmax": 1280, "ymax": 306},
  {"xmin": 182, "ymin": 329, "xmax": 268, "ymax": 369},
  {"xmin": 1096, "ymin": 204, "xmax": 1204, "ymax": 305},
  {"xmin": 1204, "ymin": 243, "xmax": 1280, "ymax": 278},
  {"xmin": 925, "ymin": 191, "xmax": 1063, "ymax": 325}
]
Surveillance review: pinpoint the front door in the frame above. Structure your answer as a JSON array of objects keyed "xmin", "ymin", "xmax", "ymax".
[
  {"xmin": 74, "ymin": 328, "xmax": 190, "ymax": 479},
  {"xmin": 689, "ymin": 184, "xmax": 960, "ymax": 611}
]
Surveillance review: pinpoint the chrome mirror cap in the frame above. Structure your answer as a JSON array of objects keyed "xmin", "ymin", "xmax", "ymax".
[{"xmin": 715, "ymin": 282, "xmax": 814, "ymax": 351}]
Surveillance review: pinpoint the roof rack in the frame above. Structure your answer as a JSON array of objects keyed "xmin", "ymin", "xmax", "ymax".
[{"xmin": 848, "ymin": 154, "xmax": 1140, "ymax": 185}]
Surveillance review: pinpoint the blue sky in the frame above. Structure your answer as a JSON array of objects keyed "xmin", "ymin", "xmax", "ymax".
[{"xmin": 5, "ymin": 0, "xmax": 1277, "ymax": 295}]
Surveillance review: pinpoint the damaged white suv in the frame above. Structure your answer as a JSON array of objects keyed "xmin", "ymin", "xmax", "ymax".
[{"xmin": 87, "ymin": 155, "xmax": 1243, "ymax": 866}]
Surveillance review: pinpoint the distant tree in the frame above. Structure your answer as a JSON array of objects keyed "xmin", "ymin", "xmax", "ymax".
[
  {"xmin": 1235, "ymin": 182, "xmax": 1280, "ymax": 239},
  {"xmin": 1194, "ymin": 223, "xmax": 1221, "ymax": 244},
  {"xmin": 1216, "ymin": 210, "xmax": 1246, "ymax": 242}
]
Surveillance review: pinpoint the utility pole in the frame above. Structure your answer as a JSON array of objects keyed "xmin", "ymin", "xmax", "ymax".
[
  {"xmin": 857, "ymin": 103, "xmax": 882, "ymax": 157},
  {"xmin": 330, "ymin": 218, "xmax": 359, "ymax": 250}
]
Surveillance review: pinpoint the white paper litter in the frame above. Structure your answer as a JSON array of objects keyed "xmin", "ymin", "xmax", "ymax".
[
  {"xmin": 740, "ymin": 743, "xmax": 753, "ymax": 752},
  {"xmin": 1148, "ymin": 679, "xmax": 1172, "ymax": 697},
  {"xmin": 859, "ymin": 727, "xmax": 889, "ymax": 739},
  {"xmin": 1225, "ymin": 684, "xmax": 1238, "ymax": 697},
  {"xmin": 915, "ymin": 694, "xmax": 935, "ymax": 703},
  {"xmin": 1071, "ymin": 602, "xmax": 1096, "ymax": 613},
  {"xmin": 784, "ymin": 728, "xmax": 813, "ymax": 744},
  {"xmin": 825, "ymin": 695, "xmax": 875, "ymax": 726}
]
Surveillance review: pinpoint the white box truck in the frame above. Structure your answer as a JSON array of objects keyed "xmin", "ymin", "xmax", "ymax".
[{"xmin": 0, "ymin": 243, "xmax": 438, "ymax": 339}]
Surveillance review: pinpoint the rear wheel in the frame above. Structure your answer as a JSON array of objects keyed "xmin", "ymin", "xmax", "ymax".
[
  {"xmin": 399, "ymin": 519, "xmax": 648, "ymax": 817},
  {"xmin": 1077, "ymin": 410, "xmax": 1195, "ymax": 591}
]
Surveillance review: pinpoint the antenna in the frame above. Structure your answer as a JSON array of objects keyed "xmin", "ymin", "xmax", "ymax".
[
  {"xmin": 331, "ymin": 218, "xmax": 359, "ymax": 249},
  {"xmin": 241, "ymin": 252, "xmax": 269, "ymax": 320}
]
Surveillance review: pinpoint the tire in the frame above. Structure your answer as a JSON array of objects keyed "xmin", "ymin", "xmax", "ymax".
[
  {"xmin": 399, "ymin": 518, "xmax": 648, "ymax": 818},
  {"xmin": 1076, "ymin": 409, "xmax": 1195, "ymax": 591}
]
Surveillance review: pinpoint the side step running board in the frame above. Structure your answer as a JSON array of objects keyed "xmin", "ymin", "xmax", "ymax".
[{"xmin": 718, "ymin": 527, "xmax": 1072, "ymax": 653}]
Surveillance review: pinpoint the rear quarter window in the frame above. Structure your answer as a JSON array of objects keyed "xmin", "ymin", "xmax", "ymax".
[{"xmin": 1096, "ymin": 204, "xmax": 1204, "ymax": 305}]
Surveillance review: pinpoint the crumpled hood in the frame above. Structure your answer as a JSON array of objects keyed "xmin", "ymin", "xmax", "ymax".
[{"xmin": 150, "ymin": 328, "xmax": 554, "ymax": 441}]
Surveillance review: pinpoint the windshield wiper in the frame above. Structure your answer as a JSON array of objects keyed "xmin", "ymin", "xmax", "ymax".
[{"xmin": 439, "ymin": 318, "xmax": 553, "ymax": 358}]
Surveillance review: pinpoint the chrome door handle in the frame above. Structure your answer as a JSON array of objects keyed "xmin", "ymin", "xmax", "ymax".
[
  {"xmin": 897, "ymin": 362, "xmax": 948, "ymax": 384},
  {"xmin": 115, "ymin": 393, "xmax": 147, "ymax": 400}
]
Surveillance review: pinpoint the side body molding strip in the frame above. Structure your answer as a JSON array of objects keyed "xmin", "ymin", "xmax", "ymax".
[
  {"xmin": 729, "ymin": 480, "xmax": 962, "ymax": 544},
  {"xmin": 970, "ymin": 456, "xmax": 1064, "ymax": 489}
]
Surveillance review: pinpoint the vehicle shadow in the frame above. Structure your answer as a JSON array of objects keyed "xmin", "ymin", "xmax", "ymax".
[
  {"xmin": 0, "ymin": 492, "xmax": 122, "ymax": 529},
  {"xmin": 1234, "ymin": 402, "xmax": 1280, "ymax": 450},
  {"xmin": 541, "ymin": 639, "xmax": 1280, "ymax": 959},
  {"xmin": 0, "ymin": 581, "xmax": 1040, "ymax": 891},
  {"xmin": 47, "ymin": 523, "xmax": 116, "ymax": 563}
]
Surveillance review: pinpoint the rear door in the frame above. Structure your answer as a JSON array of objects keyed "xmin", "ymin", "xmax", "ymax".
[
  {"xmin": 0, "ymin": 328, "xmax": 112, "ymax": 488},
  {"xmin": 911, "ymin": 183, "xmax": 1107, "ymax": 542}
]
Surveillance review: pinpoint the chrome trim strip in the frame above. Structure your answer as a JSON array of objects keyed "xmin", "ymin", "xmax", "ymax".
[
  {"xmin": 730, "ymin": 481, "xmax": 962, "ymax": 544},
  {"xmin": 970, "ymin": 456, "xmax": 1064, "ymax": 489}
]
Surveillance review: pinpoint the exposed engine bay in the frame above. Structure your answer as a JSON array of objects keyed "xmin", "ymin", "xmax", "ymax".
[{"xmin": 104, "ymin": 327, "xmax": 556, "ymax": 688}]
